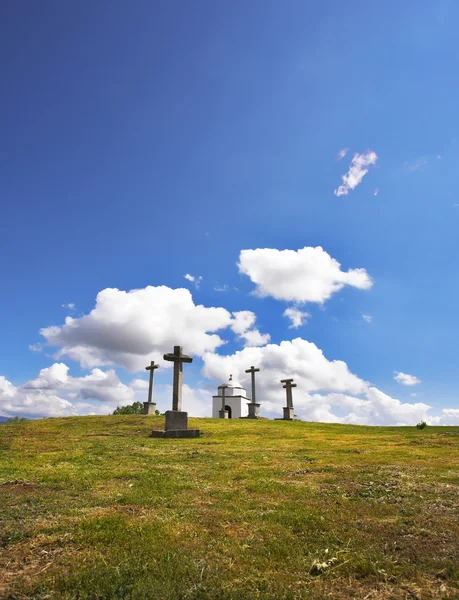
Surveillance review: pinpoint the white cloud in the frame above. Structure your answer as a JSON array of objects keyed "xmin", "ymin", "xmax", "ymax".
[
  {"xmin": 283, "ymin": 307, "xmax": 310, "ymax": 328},
  {"xmin": 230, "ymin": 311, "xmax": 270, "ymax": 347},
  {"xmin": 394, "ymin": 372, "xmax": 422, "ymax": 386},
  {"xmin": 130, "ymin": 379, "xmax": 149, "ymax": 390},
  {"xmin": 430, "ymin": 409, "xmax": 459, "ymax": 426},
  {"xmin": 0, "ymin": 363, "xmax": 112, "ymax": 417},
  {"xmin": 203, "ymin": 338, "xmax": 368, "ymax": 397},
  {"xmin": 0, "ymin": 361, "xmax": 211, "ymax": 419},
  {"xmin": 238, "ymin": 246, "xmax": 372, "ymax": 304},
  {"xmin": 373, "ymin": 188, "xmax": 379, "ymax": 196},
  {"xmin": 40, "ymin": 286, "xmax": 233, "ymax": 371},
  {"xmin": 1, "ymin": 347, "xmax": 457, "ymax": 425},
  {"xmin": 184, "ymin": 274, "xmax": 203, "ymax": 289},
  {"xmin": 155, "ymin": 383, "xmax": 211, "ymax": 417},
  {"xmin": 337, "ymin": 148, "xmax": 349, "ymax": 161},
  {"xmin": 362, "ymin": 314, "xmax": 373, "ymax": 324},
  {"xmin": 24, "ymin": 363, "xmax": 69, "ymax": 389},
  {"xmin": 334, "ymin": 150, "xmax": 378, "ymax": 196},
  {"xmin": 62, "ymin": 303, "xmax": 76, "ymax": 310},
  {"xmin": 202, "ymin": 340, "xmax": 454, "ymax": 426}
]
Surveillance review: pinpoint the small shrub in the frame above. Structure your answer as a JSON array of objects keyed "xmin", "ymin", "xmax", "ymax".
[
  {"xmin": 416, "ymin": 420, "xmax": 427, "ymax": 430},
  {"xmin": 113, "ymin": 402, "xmax": 144, "ymax": 415},
  {"xmin": 8, "ymin": 416, "xmax": 27, "ymax": 423}
]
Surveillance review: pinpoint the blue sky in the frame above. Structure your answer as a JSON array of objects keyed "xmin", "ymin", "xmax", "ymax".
[{"xmin": 1, "ymin": 1, "xmax": 458, "ymax": 424}]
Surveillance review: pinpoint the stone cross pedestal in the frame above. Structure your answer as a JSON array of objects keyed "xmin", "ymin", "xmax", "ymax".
[
  {"xmin": 143, "ymin": 361, "xmax": 159, "ymax": 415},
  {"xmin": 280, "ymin": 378, "xmax": 296, "ymax": 421},
  {"xmin": 219, "ymin": 384, "xmax": 229, "ymax": 419},
  {"xmin": 245, "ymin": 365, "xmax": 261, "ymax": 419},
  {"xmin": 151, "ymin": 346, "xmax": 200, "ymax": 438}
]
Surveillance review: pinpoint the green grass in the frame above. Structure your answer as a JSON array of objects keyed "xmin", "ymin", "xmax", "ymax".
[{"xmin": 0, "ymin": 416, "xmax": 458, "ymax": 599}]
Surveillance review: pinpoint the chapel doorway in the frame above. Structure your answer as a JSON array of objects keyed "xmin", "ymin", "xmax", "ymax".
[{"xmin": 225, "ymin": 405, "xmax": 232, "ymax": 419}]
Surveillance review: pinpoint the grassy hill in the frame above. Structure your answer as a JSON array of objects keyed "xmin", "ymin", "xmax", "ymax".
[{"xmin": 1, "ymin": 416, "xmax": 458, "ymax": 599}]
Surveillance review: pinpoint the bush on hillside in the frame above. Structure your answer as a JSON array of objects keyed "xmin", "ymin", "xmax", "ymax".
[
  {"xmin": 416, "ymin": 420, "xmax": 427, "ymax": 429},
  {"xmin": 113, "ymin": 402, "xmax": 144, "ymax": 415}
]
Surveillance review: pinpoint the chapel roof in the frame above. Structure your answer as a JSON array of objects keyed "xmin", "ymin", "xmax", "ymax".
[{"xmin": 218, "ymin": 374, "xmax": 244, "ymax": 389}]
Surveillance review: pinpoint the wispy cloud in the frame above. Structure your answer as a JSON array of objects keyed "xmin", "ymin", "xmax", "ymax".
[
  {"xmin": 29, "ymin": 343, "xmax": 43, "ymax": 353},
  {"xmin": 184, "ymin": 274, "xmax": 203, "ymax": 289},
  {"xmin": 337, "ymin": 148, "xmax": 349, "ymax": 161},
  {"xmin": 62, "ymin": 303, "xmax": 76, "ymax": 310},
  {"xmin": 403, "ymin": 156, "xmax": 429, "ymax": 172},
  {"xmin": 334, "ymin": 150, "xmax": 378, "ymax": 197},
  {"xmin": 403, "ymin": 153, "xmax": 442, "ymax": 173},
  {"xmin": 373, "ymin": 188, "xmax": 379, "ymax": 196},
  {"xmin": 214, "ymin": 284, "xmax": 239, "ymax": 293},
  {"xmin": 394, "ymin": 371, "xmax": 421, "ymax": 386},
  {"xmin": 362, "ymin": 314, "xmax": 373, "ymax": 324},
  {"xmin": 283, "ymin": 307, "xmax": 310, "ymax": 329}
]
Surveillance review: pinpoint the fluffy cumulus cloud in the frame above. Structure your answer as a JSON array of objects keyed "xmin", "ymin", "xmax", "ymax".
[
  {"xmin": 203, "ymin": 338, "xmax": 368, "ymax": 397},
  {"xmin": 40, "ymin": 286, "xmax": 235, "ymax": 371},
  {"xmin": 238, "ymin": 246, "xmax": 372, "ymax": 304},
  {"xmin": 394, "ymin": 371, "xmax": 422, "ymax": 386},
  {"xmin": 202, "ymin": 339, "xmax": 455, "ymax": 426},
  {"xmin": 283, "ymin": 307, "xmax": 310, "ymax": 328},
  {"xmin": 1, "ymin": 344, "xmax": 457, "ymax": 425},
  {"xmin": 0, "ymin": 363, "xmax": 140, "ymax": 418},
  {"xmin": 334, "ymin": 150, "xmax": 378, "ymax": 197},
  {"xmin": 0, "ymin": 362, "xmax": 212, "ymax": 419},
  {"xmin": 39, "ymin": 286, "xmax": 270, "ymax": 372}
]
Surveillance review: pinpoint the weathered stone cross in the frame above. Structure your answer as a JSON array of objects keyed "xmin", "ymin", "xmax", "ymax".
[
  {"xmin": 163, "ymin": 346, "xmax": 193, "ymax": 411},
  {"xmin": 145, "ymin": 361, "xmax": 159, "ymax": 404},
  {"xmin": 280, "ymin": 378, "xmax": 296, "ymax": 408},
  {"xmin": 245, "ymin": 365, "xmax": 261, "ymax": 418},
  {"xmin": 245, "ymin": 365, "xmax": 260, "ymax": 404},
  {"xmin": 280, "ymin": 378, "xmax": 297, "ymax": 420}
]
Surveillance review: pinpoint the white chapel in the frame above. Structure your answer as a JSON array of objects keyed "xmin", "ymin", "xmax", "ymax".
[{"xmin": 212, "ymin": 375, "xmax": 249, "ymax": 419}]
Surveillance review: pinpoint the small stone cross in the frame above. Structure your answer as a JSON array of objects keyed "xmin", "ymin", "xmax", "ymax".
[
  {"xmin": 163, "ymin": 346, "xmax": 193, "ymax": 411},
  {"xmin": 281, "ymin": 378, "xmax": 297, "ymax": 409},
  {"xmin": 145, "ymin": 361, "xmax": 159, "ymax": 404}
]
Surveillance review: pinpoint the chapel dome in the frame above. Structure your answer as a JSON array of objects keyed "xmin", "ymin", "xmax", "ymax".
[
  {"xmin": 218, "ymin": 374, "xmax": 243, "ymax": 389},
  {"xmin": 217, "ymin": 374, "xmax": 247, "ymax": 396}
]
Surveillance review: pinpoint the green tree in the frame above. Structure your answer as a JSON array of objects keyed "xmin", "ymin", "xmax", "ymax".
[{"xmin": 112, "ymin": 401, "xmax": 144, "ymax": 415}]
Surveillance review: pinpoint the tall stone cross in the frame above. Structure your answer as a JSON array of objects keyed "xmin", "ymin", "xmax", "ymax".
[
  {"xmin": 163, "ymin": 346, "xmax": 193, "ymax": 412},
  {"xmin": 281, "ymin": 378, "xmax": 297, "ymax": 409},
  {"xmin": 245, "ymin": 365, "xmax": 260, "ymax": 404},
  {"xmin": 145, "ymin": 361, "xmax": 159, "ymax": 404}
]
